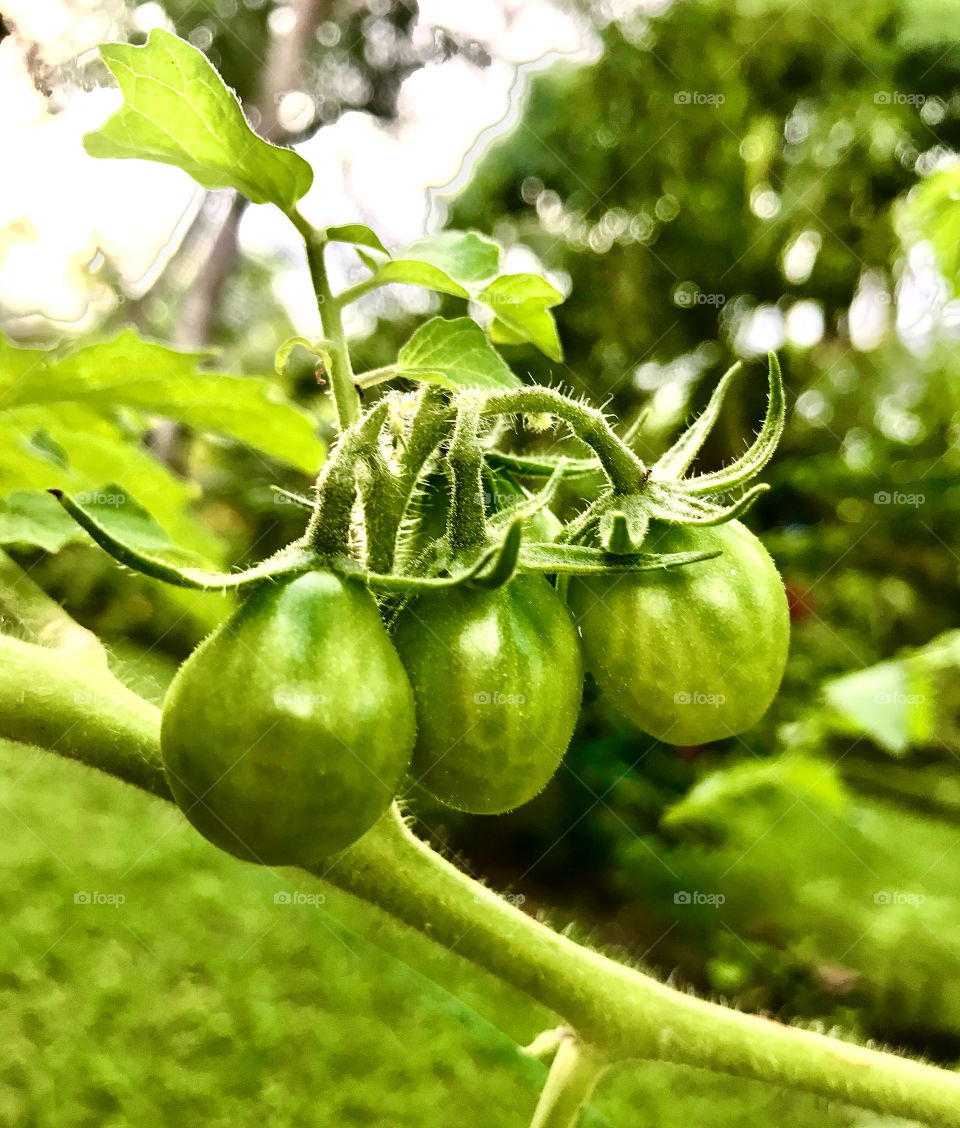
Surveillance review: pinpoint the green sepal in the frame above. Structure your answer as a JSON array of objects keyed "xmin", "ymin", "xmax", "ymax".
[
  {"xmin": 518, "ymin": 543, "xmax": 721, "ymax": 575},
  {"xmin": 597, "ymin": 495, "xmax": 650, "ymax": 554},
  {"xmin": 332, "ymin": 516, "xmax": 522, "ymax": 594},
  {"xmin": 49, "ymin": 489, "xmax": 316, "ymax": 590},
  {"xmin": 652, "ymin": 362, "xmax": 742, "ymax": 480},
  {"xmin": 645, "ymin": 481, "xmax": 770, "ymax": 525},
  {"xmin": 483, "ymin": 449, "xmax": 601, "ymax": 480},
  {"xmin": 676, "ymin": 353, "xmax": 785, "ymax": 495}
]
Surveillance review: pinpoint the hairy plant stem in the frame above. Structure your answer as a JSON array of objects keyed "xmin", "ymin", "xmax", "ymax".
[
  {"xmin": 290, "ymin": 210, "xmax": 361, "ymax": 430},
  {"xmin": 480, "ymin": 389, "xmax": 646, "ymax": 494},
  {"xmin": 4, "ymin": 633, "xmax": 960, "ymax": 1127},
  {"xmin": 446, "ymin": 397, "xmax": 487, "ymax": 557},
  {"xmin": 305, "ymin": 402, "xmax": 391, "ymax": 556}
]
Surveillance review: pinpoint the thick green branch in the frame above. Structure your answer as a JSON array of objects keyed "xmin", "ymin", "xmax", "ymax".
[{"xmin": 3, "ymin": 640, "xmax": 960, "ymax": 1127}]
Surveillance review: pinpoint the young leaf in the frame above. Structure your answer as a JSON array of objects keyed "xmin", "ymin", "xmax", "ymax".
[
  {"xmin": 372, "ymin": 260, "xmax": 470, "ymax": 298},
  {"xmin": 397, "ymin": 318, "xmax": 520, "ymax": 391},
  {"xmin": 372, "ymin": 231, "xmax": 501, "ymax": 298},
  {"xmin": 325, "ymin": 224, "xmax": 390, "ymax": 256},
  {"xmin": 482, "ymin": 274, "xmax": 564, "ymax": 361},
  {"xmin": 83, "ymin": 29, "xmax": 313, "ymax": 211}
]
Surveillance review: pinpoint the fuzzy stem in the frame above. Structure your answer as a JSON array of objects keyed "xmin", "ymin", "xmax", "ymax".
[
  {"xmin": 290, "ymin": 210, "xmax": 361, "ymax": 429},
  {"xmin": 3, "ymin": 644, "xmax": 960, "ymax": 1126},
  {"xmin": 306, "ymin": 402, "xmax": 391, "ymax": 556},
  {"xmin": 481, "ymin": 388, "xmax": 646, "ymax": 494},
  {"xmin": 446, "ymin": 397, "xmax": 488, "ymax": 557},
  {"xmin": 529, "ymin": 1036, "xmax": 608, "ymax": 1128}
]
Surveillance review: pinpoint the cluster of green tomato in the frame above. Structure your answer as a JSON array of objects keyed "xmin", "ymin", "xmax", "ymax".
[{"xmin": 160, "ymin": 517, "xmax": 789, "ymax": 869}]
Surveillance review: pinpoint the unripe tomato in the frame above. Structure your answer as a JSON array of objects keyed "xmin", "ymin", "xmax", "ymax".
[
  {"xmin": 161, "ymin": 571, "xmax": 415, "ymax": 866},
  {"xmin": 568, "ymin": 520, "xmax": 789, "ymax": 745},
  {"xmin": 392, "ymin": 576, "xmax": 584, "ymax": 814}
]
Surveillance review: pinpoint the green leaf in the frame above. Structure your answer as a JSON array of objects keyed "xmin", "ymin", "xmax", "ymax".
[
  {"xmin": 325, "ymin": 224, "xmax": 390, "ymax": 256},
  {"xmin": 482, "ymin": 274, "xmax": 564, "ymax": 361},
  {"xmin": 83, "ymin": 29, "xmax": 312, "ymax": 211},
  {"xmin": 0, "ymin": 330, "xmax": 324, "ymax": 475},
  {"xmin": 2, "ymin": 404, "xmax": 223, "ymax": 560},
  {"xmin": 373, "ymin": 231, "xmax": 501, "ymax": 298},
  {"xmin": 823, "ymin": 659, "xmax": 936, "ymax": 756},
  {"xmin": 0, "ymin": 491, "xmax": 82, "ymax": 552},
  {"xmin": 373, "ymin": 260, "xmax": 470, "ymax": 299},
  {"xmin": 396, "ymin": 318, "xmax": 520, "ymax": 391}
]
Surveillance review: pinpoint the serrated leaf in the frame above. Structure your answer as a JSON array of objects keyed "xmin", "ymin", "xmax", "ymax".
[
  {"xmin": 325, "ymin": 224, "xmax": 389, "ymax": 256},
  {"xmin": 396, "ymin": 318, "xmax": 520, "ymax": 391},
  {"xmin": 374, "ymin": 231, "xmax": 501, "ymax": 298},
  {"xmin": 0, "ymin": 330, "xmax": 324, "ymax": 474},
  {"xmin": 83, "ymin": 29, "xmax": 312, "ymax": 211},
  {"xmin": 482, "ymin": 274, "xmax": 564, "ymax": 361}
]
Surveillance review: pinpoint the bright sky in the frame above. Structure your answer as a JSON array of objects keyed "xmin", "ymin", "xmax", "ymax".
[{"xmin": 0, "ymin": 0, "xmax": 594, "ymax": 340}]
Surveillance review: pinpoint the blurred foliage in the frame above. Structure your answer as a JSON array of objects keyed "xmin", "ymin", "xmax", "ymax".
[{"xmin": 160, "ymin": 0, "xmax": 486, "ymax": 124}]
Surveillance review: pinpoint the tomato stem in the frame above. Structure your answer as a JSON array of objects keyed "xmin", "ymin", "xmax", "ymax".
[
  {"xmin": 480, "ymin": 388, "xmax": 647, "ymax": 494},
  {"xmin": 446, "ymin": 397, "xmax": 489, "ymax": 558},
  {"xmin": 291, "ymin": 210, "xmax": 362, "ymax": 430}
]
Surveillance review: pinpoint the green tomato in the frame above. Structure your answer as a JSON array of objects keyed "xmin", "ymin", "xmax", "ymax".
[
  {"xmin": 568, "ymin": 520, "xmax": 789, "ymax": 745},
  {"xmin": 392, "ymin": 575, "xmax": 584, "ymax": 814},
  {"xmin": 161, "ymin": 570, "xmax": 415, "ymax": 866}
]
